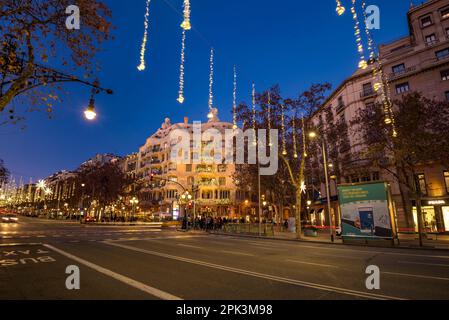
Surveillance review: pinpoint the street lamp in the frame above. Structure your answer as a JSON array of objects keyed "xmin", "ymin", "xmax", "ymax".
[
  {"xmin": 84, "ymin": 94, "xmax": 97, "ymax": 121},
  {"xmin": 130, "ymin": 197, "xmax": 139, "ymax": 221},
  {"xmin": 309, "ymin": 131, "xmax": 335, "ymax": 243}
]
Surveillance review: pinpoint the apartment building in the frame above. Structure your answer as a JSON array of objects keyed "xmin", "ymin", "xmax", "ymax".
[
  {"xmin": 130, "ymin": 113, "xmax": 237, "ymax": 219},
  {"xmin": 308, "ymin": 0, "xmax": 449, "ymax": 233}
]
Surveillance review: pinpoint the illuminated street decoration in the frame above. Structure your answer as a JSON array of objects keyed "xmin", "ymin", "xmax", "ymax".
[
  {"xmin": 177, "ymin": 29, "xmax": 187, "ymax": 104},
  {"xmin": 208, "ymin": 48, "xmax": 215, "ymax": 113},
  {"xmin": 281, "ymin": 104, "xmax": 287, "ymax": 155},
  {"xmin": 267, "ymin": 92, "xmax": 272, "ymax": 146},
  {"xmin": 351, "ymin": 0, "xmax": 367, "ymax": 69},
  {"xmin": 300, "ymin": 180, "xmax": 307, "ymax": 194},
  {"xmin": 137, "ymin": 0, "xmax": 151, "ymax": 71},
  {"xmin": 360, "ymin": 0, "xmax": 397, "ymax": 136},
  {"xmin": 181, "ymin": 0, "xmax": 191, "ymax": 30},
  {"xmin": 336, "ymin": 0, "xmax": 346, "ymax": 15},
  {"xmin": 252, "ymin": 83, "xmax": 257, "ymax": 146},
  {"xmin": 233, "ymin": 66, "xmax": 238, "ymax": 129},
  {"xmin": 292, "ymin": 117, "xmax": 298, "ymax": 159}
]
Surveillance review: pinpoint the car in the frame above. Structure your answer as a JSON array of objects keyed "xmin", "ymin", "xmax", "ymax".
[
  {"xmin": 1, "ymin": 214, "xmax": 19, "ymax": 223},
  {"xmin": 83, "ymin": 216, "xmax": 97, "ymax": 224}
]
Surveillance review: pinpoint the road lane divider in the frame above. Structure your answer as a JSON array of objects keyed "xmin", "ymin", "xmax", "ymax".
[
  {"xmin": 382, "ymin": 271, "xmax": 449, "ymax": 281},
  {"xmin": 43, "ymin": 244, "xmax": 182, "ymax": 300},
  {"xmin": 285, "ymin": 259, "xmax": 339, "ymax": 268},
  {"xmin": 104, "ymin": 241, "xmax": 406, "ymax": 300}
]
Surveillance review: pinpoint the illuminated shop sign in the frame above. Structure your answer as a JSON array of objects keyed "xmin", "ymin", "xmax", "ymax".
[{"xmin": 427, "ymin": 200, "xmax": 446, "ymax": 205}]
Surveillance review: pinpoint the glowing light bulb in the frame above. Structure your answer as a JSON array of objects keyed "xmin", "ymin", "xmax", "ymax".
[
  {"xmin": 374, "ymin": 82, "xmax": 382, "ymax": 91},
  {"xmin": 177, "ymin": 95, "xmax": 185, "ymax": 104},
  {"xmin": 384, "ymin": 117, "xmax": 392, "ymax": 125},
  {"xmin": 84, "ymin": 107, "xmax": 97, "ymax": 121},
  {"xmin": 181, "ymin": 20, "xmax": 191, "ymax": 31},
  {"xmin": 336, "ymin": 4, "xmax": 345, "ymax": 15},
  {"xmin": 359, "ymin": 60, "xmax": 368, "ymax": 69}
]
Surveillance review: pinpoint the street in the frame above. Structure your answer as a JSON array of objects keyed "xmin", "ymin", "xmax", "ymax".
[{"xmin": 1, "ymin": 217, "xmax": 449, "ymax": 300}]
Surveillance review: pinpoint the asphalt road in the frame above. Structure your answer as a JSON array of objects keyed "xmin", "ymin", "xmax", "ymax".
[{"xmin": 1, "ymin": 216, "xmax": 449, "ymax": 300}]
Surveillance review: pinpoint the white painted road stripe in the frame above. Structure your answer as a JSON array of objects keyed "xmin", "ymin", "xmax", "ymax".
[
  {"xmin": 398, "ymin": 261, "xmax": 449, "ymax": 268},
  {"xmin": 177, "ymin": 244, "xmax": 204, "ymax": 250},
  {"xmin": 285, "ymin": 259, "xmax": 339, "ymax": 268},
  {"xmin": 221, "ymin": 250, "xmax": 255, "ymax": 257},
  {"xmin": 105, "ymin": 241, "xmax": 405, "ymax": 300},
  {"xmin": 382, "ymin": 271, "xmax": 449, "ymax": 281},
  {"xmin": 43, "ymin": 244, "xmax": 182, "ymax": 300}
]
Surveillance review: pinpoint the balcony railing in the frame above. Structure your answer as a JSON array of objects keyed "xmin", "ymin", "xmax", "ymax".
[
  {"xmin": 425, "ymin": 39, "xmax": 440, "ymax": 47},
  {"xmin": 388, "ymin": 66, "xmax": 417, "ymax": 81},
  {"xmin": 336, "ymin": 102, "xmax": 345, "ymax": 114},
  {"xmin": 360, "ymin": 89, "xmax": 376, "ymax": 99}
]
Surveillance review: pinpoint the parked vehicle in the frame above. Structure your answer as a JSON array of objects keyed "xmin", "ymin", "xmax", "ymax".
[{"xmin": 1, "ymin": 214, "xmax": 19, "ymax": 223}]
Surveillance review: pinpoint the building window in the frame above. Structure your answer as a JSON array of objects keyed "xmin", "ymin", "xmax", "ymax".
[
  {"xmin": 445, "ymin": 171, "xmax": 449, "ymax": 194},
  {"xmin": 436, "ymin": 48, "xmax": 449, "ymax": 60},
  {"xmin": 219, "ymin": 177, "xmax": 226, "ymax": 186},
  {"xmin": 396, "ymin": 82, "xmax": 410, "ymax": 94},
  {"xmin": 362, "ymin": 82, "xmax": 374, "ymax": 96},
  {"xmin": 185, "ymin": 164, "xmax": 192, "ymax": 172},
  {"xmin": 441, "ymin": 69, "xmax": 449, "ymax": 81},
  {"xmin": 416, "ymin": 173, "xmax": 428, "ymax": 196},
  {"xmin": 421, "ymin": 16, "xmax": 433, "ymax": 27},
  {"xmin": 218, "ymin": 164, "xmax": 227, "ymax": 173},
  {"xmin": 425, "ymin": 34, "xmax": 437, "ymax": 45},
  {"xmin": 372, "ymin": 172, "xmax": 380, "ymax": 181},
  {"xmin": 392, "ymin": 63, "xmax": 406, "ymax": 75},
  {"xmin": 441, "ymin": 7, "xmax": 449, "ymax": 19}
]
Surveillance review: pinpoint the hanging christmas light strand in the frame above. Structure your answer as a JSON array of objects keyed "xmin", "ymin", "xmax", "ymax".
[
  {"xmin": 137, "ymin": 0, "xmax": 151, "ymax": 71},
  {"xmin": 351, "ymin": 0, "xmax": 368, "ymax": 69},
  {"xmin": 361, "ymin": 1, "xmax": 397, "ymax": 135},
  {"xmin": 181, "ymin": 0, "xmax": 191, "ymax": 30},
  {"xmin": 208, "ymin": 48, "xmax": 214, "ymax": 112},
  {"xmin": 302, "ymin": 117, "xmax": 307, "ymax": 158},
  {"xmin": 252, "ymin": 83, "xmax": 257, "ymax": 145},
  {"xmin": 267, "ymin": 92, "xmax": 272, "ymax": 146},
  {"xmin": 177, "ymin": 29, "xmax": 186, "ymax": 104},
  {"xmin": 336, "ymin": 0, "xmax": 346, "ymax": 16},
  {"xmin": 233, "ymin": 66, "xmax": 238, "ymax": 129},
  {"xmin": 292, "ymin": 117, "xmax": 298, "ymax": 159},
  {"xmin": 281, "ymin": 104, "xmax": 287, "ymax": 156}
]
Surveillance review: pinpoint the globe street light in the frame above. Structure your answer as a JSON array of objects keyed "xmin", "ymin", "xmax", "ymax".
[{"xmin": 309, "ymin": 131, "xmax": 335, "ymax": 243}]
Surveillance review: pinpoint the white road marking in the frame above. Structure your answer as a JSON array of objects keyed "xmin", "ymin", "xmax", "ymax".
[
  {"xmin": 398, "ymin": 261, "xmax": 449, "ymax": 268},
  {"xmin": 285, "ymin": 259, "xmax": 339, "ymax": 268},
  {"xmin": 105, "ymin": 241, "xmax": 404, "ymax": 300},
  {"xmin": 43, "ymin": 244, "xmax": 182, "ymax": 300},
  {"xmin": 382, "ymin": 271, "xmax": 449, "ymax": 281},
  {"xmin": 209, "ymin": 236, "xmax": 449, "ymax": 260},
  {"xmin": 220, "ymin": 250, "xmax": 254, "ymax": 257},
  {"xmin": 177, "ymin": 244, "xmax": 204, "ymax": 250}
]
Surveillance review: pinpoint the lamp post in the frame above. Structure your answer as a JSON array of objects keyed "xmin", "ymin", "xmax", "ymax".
[
  {"xmin": 309, "ymin": 132, "xmax": 335, "ymax": 243},
  {"xmin": 130, "ymin": 197, "xmax": 139, "ymax": 222}
]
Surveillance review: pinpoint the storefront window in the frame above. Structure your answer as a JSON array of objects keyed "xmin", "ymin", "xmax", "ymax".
[
  {"xmin": 413, "ymin": 206, "xmax": 438, "ymax": 233},
  {"xmin": 443, "ymin": 207, "xmax": 449, "ymax": 232}
]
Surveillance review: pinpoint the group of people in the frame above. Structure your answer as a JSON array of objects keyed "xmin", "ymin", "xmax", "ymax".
[{"xmin": 182, "ymin": 216, "xmax": 248, "ymax": 230}]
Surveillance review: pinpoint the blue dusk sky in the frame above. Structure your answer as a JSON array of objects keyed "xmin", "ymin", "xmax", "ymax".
[{"xmin": 1, "ymin": 0, "xmax": 416, "ymax": 181}]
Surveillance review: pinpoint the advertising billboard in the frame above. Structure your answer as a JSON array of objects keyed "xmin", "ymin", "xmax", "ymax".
[{"xmin": 338, "ymin": 182, "xmax": 394, "ymax": 239}]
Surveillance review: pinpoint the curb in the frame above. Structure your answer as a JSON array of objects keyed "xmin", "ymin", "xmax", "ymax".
[{"xmin": 208, "ymin": 232, "xmax": 449, "ymax": 252}]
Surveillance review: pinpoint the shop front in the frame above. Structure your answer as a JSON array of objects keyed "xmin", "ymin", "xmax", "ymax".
[{"xmin": 412, "ymin": 198, "xmax": 449, "ymax": 234}]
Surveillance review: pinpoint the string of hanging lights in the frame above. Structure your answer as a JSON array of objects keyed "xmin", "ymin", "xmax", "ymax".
[
  {"xmin": 267, "ymin": 92, "xmax": 272, "ymax": 147},
  {"xmin": 233, "ymin": 65, "xmax": 238, "ymax": 129},
  {"xmin": 252, "ymin": 83, "xmax": 257, "ymax": 146},
  {"xmin": 360, "ymin": 1, "xmax": 397, "ymax": 136},
  {"xmin": 336, "ymin": 0, "xmax": 346, "ymax": 15},
  {"xmin": 208, "ymin": 48, "xmax": 215, "ymax": 116},
  {"xmin": 350, "ymin": 0, "xmax": 368, "ymax": 70},
  {"xmin": 137, "ymin": 0, "xmax": 151, "ymax": 71},
  {"xmin": 177, "ymin": 29, "xmax": 187, "ymax": 104},
  {"xmin": 281, "ymin": 104, "xmax": 287, "ymax": 156},
  {"xmin": 181, "ymin": 0, "xmax": 191, "ymax": 30},
  {"xmin": 292, "ymin": 117, "xmax": 298, "ymax": 159}
]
